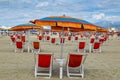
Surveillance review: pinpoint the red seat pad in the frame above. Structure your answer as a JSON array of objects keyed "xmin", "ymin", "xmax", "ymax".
[
  {"xmin": 38, "ymin": 54, "xmax": 51, "ymax": 68},
  {"xmin": 68, "ymin": 54, "xmax": 83, "ymax": 67}
]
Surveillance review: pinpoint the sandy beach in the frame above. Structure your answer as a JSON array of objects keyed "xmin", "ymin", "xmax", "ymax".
[{"xmin": 0, "ymin": 35, "xmax": 120, "ymax": 80}]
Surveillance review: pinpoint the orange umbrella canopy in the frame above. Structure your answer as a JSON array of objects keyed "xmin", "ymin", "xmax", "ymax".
[
  {"xmin": 51, "ymin": 26, "xmax": 84, "ymax": 32},
  {"xmin": 10, "ymin": 23, "xmax": 40, "ymax": 31},
  {"xmin": 97, "ymin": 27, "xmax": 108, "ymax": 32},
  {"xmin": 30, "ymin": 15, "xmax": 97, "ymax": 31}
]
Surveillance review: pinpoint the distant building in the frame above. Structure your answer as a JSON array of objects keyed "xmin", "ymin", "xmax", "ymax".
[{"xmin": 109, "ymin": 27, "xmax": 116, "ymax": 32}]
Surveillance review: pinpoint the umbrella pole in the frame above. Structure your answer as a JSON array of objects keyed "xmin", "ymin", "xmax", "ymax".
[
  {"xmin": 27, "ymin": 30, "xmax": 30, "ymax": 53},
  {"xmin": 60, "ymin": 27, "xmax": 64, "ymax": 59}
]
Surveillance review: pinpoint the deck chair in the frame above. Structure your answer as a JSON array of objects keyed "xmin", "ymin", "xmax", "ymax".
[
  {"xmin": 92, "ymin": 42, "xmax": 101, "ymax": 53},
  {"xmin": 32, "ymin": 42, "xmax": 40, "ymax": 54},
  {"xmin": 15, "ymin": 41, "xmax": 24, "ymax": 53},
  {"xmin": 75, "ymin": 36, "xmax": 78, "ymax": 40},
  {"xmin": 34, "ymin": 53, "xmax": 53, "ymax": 78},
  {"xmin": 68, "ymin": 36, "xmax": 71, "ymax": 41},
  {"xmin": 51, "ymin": 38, "xmax": 56, "ymax": 44},
  {"xmin": 46, "ymin": 36, "xmax": 50, "ymax": 41},
  {"xmin": 67, "ymin": 53, "xmax": 87, "ymax": 78},
  {"xmin": 10, "ymin": 37, "xmax": 16, "ymax": 45},
  {"xmin": 90, "ymin": 38, "xmax": 95, "ymax": 44},
  {"xmin": 21, "ymin": 36, "xmax": 26, "ymax": 43},
  {"xmin": 38, "ymin": 36, "xmax": 43, "ymax": 41},
  {"xmin": 77, "ymin": 42, "xmax": 86, "ymax": 53}
]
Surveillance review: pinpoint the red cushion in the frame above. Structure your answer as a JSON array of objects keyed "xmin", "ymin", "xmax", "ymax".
[
  {"xmin": 21, "ymin": 36, "xmax": 25, "ymax": 42},
  {"xmin": 39, "ymin": 36, "xmax": 42, "ymax": 40},
  {"xmin": 33, "ymin": 42, "xmax": 39, "ymax": 49},
  {"xmin": 79, "ymin": 42, "xmax": 85, "ymax": 49},
  {"xmin": 75, "ymin": 37, "xmax": 78, "ymax": 40},
  {"xmin": 51, "ymin": 38, "xmax": 55, "ymax": 43},
  {"xmin": 68, "ymin": 36, "xmax": 71, "ymax": 40},
  {"xmin": 90, "ymin": 38, "xmax": 94, "ymax": 43},
  {"xmin": 94, "ymin": 42, "xmax": 100, "ymax": 49},
  {"xmin": 16, "ymin": 42, "xmax": 23, "ymax": 48},
  {"xmin": 11, "ymin": 37, "xmax": 15, "ymax": 42},
  {"xmin": 47, "ymin": 36, "xmax": 50, "ymax": 40},
  {"xmin": 38, "ymin": 54, "xmax": 51, "ymax": 68},
  {"xmin": 68, "ymin": 54, "xmax": 83, "ymax": 67}
]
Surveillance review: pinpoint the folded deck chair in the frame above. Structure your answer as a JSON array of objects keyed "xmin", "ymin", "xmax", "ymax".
[
  {"xmin": 34, "ymin": 53, "xmax": 53, "ymax": 78},
  {"xmin": 77, "ymin": 42, "xmax": 86, "ymax": 53},
  {"xmin": 60, "ymin": 38, "xmax": 65, "ymax": 44},
  {"xmin": 15, "ymin": 41, "xmax": 24, "ymax": 53},
  {"xmin": 32, "ymin": 42, "xmax": 40, "ymax": 54},
  {"xmin": 67, "ymin": 53, "xmax": 87, "ymax": 78}
]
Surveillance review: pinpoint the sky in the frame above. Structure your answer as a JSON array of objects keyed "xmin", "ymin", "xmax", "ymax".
[{"xmin": 0, "ymin": 0, "xmax": 120, "ymax": 28}]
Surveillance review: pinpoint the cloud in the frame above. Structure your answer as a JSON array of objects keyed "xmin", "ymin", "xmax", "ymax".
[
  {"xmin": 22, "ymin": 0, "xmax": 32, "ymax": 3},
  {"xmin": 0, "ymin": 25, "xmax": 11, "ymax": 29},
  {"xmin": 92, "ymin": 13, "xmax": 105, "ymax": 20},
  {"xmin": 0, "ymin": 0, "xmax": 120, "ymax": 27},
  {"xmin": 105, "ymin": 16, "xmax": 120, "ymax": 22},
  {"xmin": 36, "ymin": 2, "xmax": 49, "ymax": 8}
]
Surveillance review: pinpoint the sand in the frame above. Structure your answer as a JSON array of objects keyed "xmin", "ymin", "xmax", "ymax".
[{"xmin": 0, "ymin": 35, "xmax": 120, "ymax": 80}]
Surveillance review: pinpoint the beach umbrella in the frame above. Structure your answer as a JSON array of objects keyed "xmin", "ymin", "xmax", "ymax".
[
  {"xmin": 30, "ymin": 15, "xmax": 98, "ymax": 58},
  {"xmin": 51, "ymin": 26, "xmax": 84, "ymax": 32},
  {"xmin": 97, "ymin": 27, "xmax": 108, "ymax": 33},
  {"xmin": 51, "ymin": 26, "xmax": 87, "ymax": 32},
  {"xmin": 10, "ymin": 23, "xmax": 41, "ymax": 53},
  {"xmin": 10, "ymin": 23, "xmax": 40, "ymax": 31}
]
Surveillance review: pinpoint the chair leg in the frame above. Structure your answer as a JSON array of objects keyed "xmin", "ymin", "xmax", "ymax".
[
  {"xmin": 67, "ymin": 66, "xmax": 70, "ymax": 77},
  {"xmin": 49, "ymin": 65, "xmax": 52, "ymax": 78},
  {"xmin": 34, "ymin": 64, "xmax": 37, "ymax": 78},
  {"xmin": 81, "ymin": 65, "xmax": 84, "ymax": 78}
]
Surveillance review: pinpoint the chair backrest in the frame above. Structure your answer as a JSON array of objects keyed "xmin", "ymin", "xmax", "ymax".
[
  {"xmin": 46, "ymin": 36, "xmax": 50, "ymax": 40},
  {"xmin": 33, "ymin": 42, "xmax": 39, "ymax": 49},
  {"xmin": 51, "ymin": 38, "xmax": 55, "ymax": 43},
  {"xmin": 75, "ymin": 36, "xmax": 78, "ymax": 40},
  {"xmin": 90, "ymin": 38, "xmax": 95, "ymax": 43},
  {"xmin": 68, "ymin": 54, "xmax": 83, "ymax": 67},
  {"xmin": 21, "ymin": 36, "xmax": 26, "ymax": 42},
  {"xmin": 16, "ymin": 41, "xmax": 23, "ymax": 49},
  {"xmin": 16, "ymin": 35, "xmax": 21, "ymax": 39},
  {"xmin": 79, "ymin": 42, "xmax": 85, "ymax": 49},
  {"xmin": 38, "ymin": 54, "xmax": 52, "ymax": 68},
  {"xmin": 99, "ymin": 39, "xmax": 104, "ymax": 44},
  {"xmin": 93, "ymin": 42, "xmax": 100, "ymax": 49},
  {"xmin": 68, "ymin": 36, "xmax": 71, "ymax": 41},
  {"xmin": 38, "ymin": 36, "xmax": 42, "ymax": 40},
  {"xmin": 11, "ymin": 37, "xmax": 16, "ymax": 42}
]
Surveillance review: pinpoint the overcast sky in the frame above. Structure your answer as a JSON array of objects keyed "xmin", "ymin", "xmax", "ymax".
[{"xmin": 0, "ymin": 0, "xmax": 120, "ymax": 27}]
